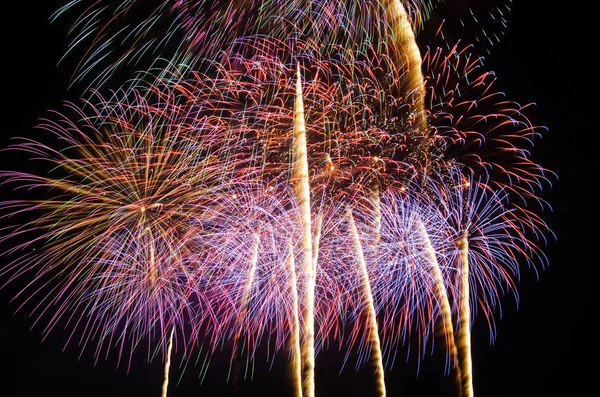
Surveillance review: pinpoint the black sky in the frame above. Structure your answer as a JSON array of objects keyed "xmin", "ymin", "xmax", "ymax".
[{"xmin": 1, "ymin": 1, "xmax": 590, "ymax": 396}]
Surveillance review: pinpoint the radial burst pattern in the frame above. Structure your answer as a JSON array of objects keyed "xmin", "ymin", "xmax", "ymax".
[{"xmin": 1, "ymin": 1, "xmax": 554, "ymax": 396}]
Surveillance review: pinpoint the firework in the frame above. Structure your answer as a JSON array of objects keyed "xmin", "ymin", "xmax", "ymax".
[
  {"xmin": 347, "ymin": 206, "xmax": 386, "ymax": 395},
  {"xmin": 52, "ymin": 1, "xmax": 511, "ymax": 92},
  {"xmin": 424, "ymin": 168, "xmax": 549, "ymax": 397},
  {"xmin": 1, "ymin": 1, "xmax": 555, "ymax": 396},
  {"xmin": 0, "ymin": 84, "xmax": 263, "ymax": 390}
]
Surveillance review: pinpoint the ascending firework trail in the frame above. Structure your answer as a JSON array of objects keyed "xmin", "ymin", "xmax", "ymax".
[
  {"xmin": 347, "ymin": 207, "xmax": 386, "ymax": 396},
  {"xmin": 293, "ymin": 64, "xmax": 316, "ymax": 397}
]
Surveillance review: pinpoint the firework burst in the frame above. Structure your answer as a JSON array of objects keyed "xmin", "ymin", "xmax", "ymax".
[
  {"xmin": 1, "ymin": 1, "xmax": 555, "ymax": 396},
  {"xmin": 0, "ymin": 84, "xmax": 261, "ymax": 379}
]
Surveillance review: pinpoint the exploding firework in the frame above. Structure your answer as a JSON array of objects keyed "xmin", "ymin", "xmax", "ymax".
[
  {"xmin": 1, "ymin": 1, "xmax": 555, "ymax": 396},
  {"xmin": 154, "ymin": 32, "xmax": 551, "ymax": 394},
  {"xmin": 0, "ymin": 84, "xmax": 269, "ymax": 389},
  {"xmin": 369, "ymin": 168, "xmax": 549, "ymax": 396}
]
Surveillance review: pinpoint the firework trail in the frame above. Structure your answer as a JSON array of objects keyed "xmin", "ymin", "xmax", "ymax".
[
  {"xmin": 414, "ymin": 213, "xmax": 461, "ymax": 387},
  {"xmin": 384, "ymin": 0, "xmax": 428, "ymax": 135},
  {"xmin": 421, "ymin": 0, "xmax": 515, "ymax": 56},
  {"xmin": 347, "ymin": 206, "xmax": 386, "ymax": 396},
  {"xmin": 161, "ymin": 327, "xmax": 175, "ymax": 397},
  {"xmin": 286, "ymin": 239, "xmax": 303, "ymax": 397},
  {"xmin": 456, "ymin": 228, "xmax": 473, "ymax": 397},
  {"xmin": 353, "ymin": 189, "xmax": 447, "ymax": 371},
  {"xmin": 423, "ymin": 168, "xmax": 550, "ymax": 397},
  {"xmin": 293, "ymin": 64, "xmax": 316, "ymax": 397},
  {"xmin": 351, "ymin": 167, "xmax": 550, "ymax": 396}
]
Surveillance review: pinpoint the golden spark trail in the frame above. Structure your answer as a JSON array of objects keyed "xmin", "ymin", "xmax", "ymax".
[
  {"xmin": 386, "ymin": 0, "xmax": 428, "ymax": 134},
  {"xmin": 142, "ymin": 200, "xmax": 172, "ymax": 397},
  {"xmin": 347, "ymin": 207, "xmax": 386, "ymax": 397},
  {"xmin": 146, "ymin": 218, "xmax": 174, "ymax": 397},
  {"xmin": 414, "ymin": 215, "xmax": 462, "ymax": 394},
  {"xmin": 457, "ymin": 231, "xmax": 474, "ymax": 397},
  {"xmin": 293, "ymin": 64, "xmax": 316, "ymax": 397},
  {"xmin": 161, "ymin": 328, "xmax": 175, "ymax": 397},
  {"xmin": 286, "ymin": 240, "xmax": 303, "ymax": 397}
]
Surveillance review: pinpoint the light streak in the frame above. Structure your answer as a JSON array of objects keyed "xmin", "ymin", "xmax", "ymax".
[
  {"xmin": 457, "ymin": 231, "xmax": 473, "ymax": 397},
  {"xmin": 348, "ymin": 207, "xmax": 386, "ymax": 397},
  {"xmin": 293, "ymin": 64, "xmax": 315, "ymax": 397},
  {"xmin": 161, "ymin": 328, "xmax": 175, "ymax": 397}
]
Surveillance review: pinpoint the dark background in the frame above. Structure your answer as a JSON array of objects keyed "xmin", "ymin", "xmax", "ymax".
[{"xmin": 1, "ymin": 1, "xmax": 589, "ymax": 396}]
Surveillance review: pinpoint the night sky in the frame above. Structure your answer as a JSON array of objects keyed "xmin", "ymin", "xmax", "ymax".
[{"xmin": 1, "ymin": 1, "xmax": 589, "ymax": 396}]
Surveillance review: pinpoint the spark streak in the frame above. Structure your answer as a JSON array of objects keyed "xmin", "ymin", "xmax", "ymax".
[
  {"xmin": 161, "ymin": 327, "xmax": 175, "ymax": 397},
  {"xmin": 287, "ymin": 240, "xmax": 303, "ymax": 397},
  {"xmin": 293, "ymin": 64, "xmax": 315, "ymax": 397},
  {"xmin": 457, "ymin": 231, "xmax": 474, "ymax": 397},
  {"xmin": 414, "ymin": 214, "xmax": 461, "ymax": 391},
  {"xmin": 347, "ymin": 207, "xmax": 386, "ymax": 397},
  {"xmin": 387, "ymin": 0, "xmax": 428, "ymax": 134}
]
